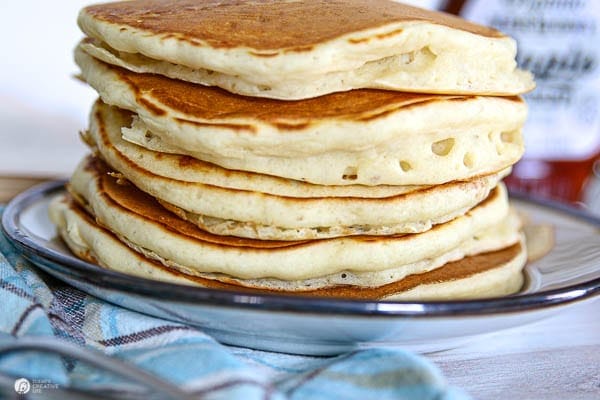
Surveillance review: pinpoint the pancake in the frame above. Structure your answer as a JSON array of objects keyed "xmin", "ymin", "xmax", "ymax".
[
  {"xmin": 132, "ymin": 208, "xmax": 524, "ymax": 291},
  {"xmin": 76, "ymin": 50, "xmax": 527, "ymax": 186},
  {"xmin": 57, "ymin": 0, "xmax": 532, "ymax": 301},
  {"xmin": 49, "ymin": 194, "xmax": 526, "ymax": 300},
  {"xmin": 66, "ymin": 155, "xmax": 515, "ymax": 282},
  {"xmin": 85, "ymin": 100, "xmax": 510, "ymax": 240},
  {"xmin": 77, "ymin": 0, "xmax": 534, "ymax": 99}
]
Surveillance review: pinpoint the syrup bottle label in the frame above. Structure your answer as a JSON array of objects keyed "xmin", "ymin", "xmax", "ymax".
[{"xmin": 462, "ymin": 0, "xmax": 600, "ymax": 160}]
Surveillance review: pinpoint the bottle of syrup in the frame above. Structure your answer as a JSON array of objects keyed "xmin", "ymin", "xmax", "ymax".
[{"xmin": 444, "ymin": 0, "xmax": 600, "ymax": 207}]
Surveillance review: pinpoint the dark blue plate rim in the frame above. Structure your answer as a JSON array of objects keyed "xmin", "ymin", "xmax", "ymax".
[{"xmin": 2, "ymin": 180, "xmax": 600, "ymax": 317}]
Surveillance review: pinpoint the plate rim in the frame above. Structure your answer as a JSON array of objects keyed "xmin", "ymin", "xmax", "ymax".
[{"xmin": 2, "ymin": 180, "xmax": 600, "ymax": 317}]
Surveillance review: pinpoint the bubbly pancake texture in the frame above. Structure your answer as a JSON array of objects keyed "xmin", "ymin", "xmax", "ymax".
[
  {"xmin": 67, "ymin": 155, "xmax": 512, "ymax": 281},
  {"xmin": 49, "ymin": 194, "xmax": 526, "ymax": 300},
  {"xmin": 85, "ymin": 100, "xmax": 510, "ymax": 240},
  {"xmin": 76, "ymin": 50, "xmax": 527, "ymax": 186},
  {"xmin": 77, "ymin": 0, "xmax": 533, "ymax": 98}
]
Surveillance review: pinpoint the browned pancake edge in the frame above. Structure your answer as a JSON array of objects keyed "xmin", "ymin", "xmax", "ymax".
[{"xmin": 82, "ymin": 0, "xmax": 503, "ymax": 54}]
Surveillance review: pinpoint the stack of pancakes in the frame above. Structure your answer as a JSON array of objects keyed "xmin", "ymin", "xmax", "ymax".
[{"xmin": 50, "ymin": 0, "xmax": 535, "ymax": 300}]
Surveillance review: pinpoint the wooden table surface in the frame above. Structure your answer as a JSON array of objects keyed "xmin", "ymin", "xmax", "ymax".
[
  {"xmin": 1, "ymin": 176, "xmax": 599, "ymax": 399},
  {"xmin": 0, "ymin": 176, "xmax": 51, "ymax": 204},
  {"xmin": 432, "ymin": 299, "xmax": 600, "ymax": 399}
]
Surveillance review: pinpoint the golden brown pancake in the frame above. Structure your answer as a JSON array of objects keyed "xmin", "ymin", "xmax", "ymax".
[
  {"xmin": 54, "ymin": 0, "xmax": 533, "ymax": 301},
  {"xmin": 75, "ymin": 50, "xmax": 527, "ymax": 186},
  {"xmin": 84, "ymin": 54, "xmax": 521, "ymax": 124},
  {"xmin": 81, "ymin": 0, "xmax": 503, "ymax": 51},
  {"xmin": 50, "ymin": 193, "xmax": 526, "ymax": 300},
  {"xmin": 82, "ymin": 100, "xmax": 511, "ymax": 240},
  {"xmin": 63, "ymin": 155, "xmax": 520, "ymax": 287},
  {"xmin": 77, "ymin": 0, "xmax": 533, "ymax": 98}
]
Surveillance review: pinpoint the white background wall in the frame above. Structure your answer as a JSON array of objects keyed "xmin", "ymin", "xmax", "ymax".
[{"xmin": 0, "ymin": 1, "xmax": 99, "ymax": 176}]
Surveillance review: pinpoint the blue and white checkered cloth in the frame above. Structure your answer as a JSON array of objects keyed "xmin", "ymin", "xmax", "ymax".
[{"xmin": 0, "ymin": 207, "xmax": 469, "ymax": 399}]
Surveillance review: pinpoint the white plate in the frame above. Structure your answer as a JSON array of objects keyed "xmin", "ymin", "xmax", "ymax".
[{"xmin": 3, "ymin": 181, "xmax": 600, "ymax": 355}]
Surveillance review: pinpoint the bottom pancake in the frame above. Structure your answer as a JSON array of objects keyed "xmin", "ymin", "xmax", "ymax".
[{"xmin": 49, "ymin": 194, "xmax": 526, "ymax": 301}]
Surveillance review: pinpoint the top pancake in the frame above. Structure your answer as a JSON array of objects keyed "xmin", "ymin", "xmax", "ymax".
[
  {"xmin": 81, "ymin": 0, "xmax": 503, "ymax": 50},
  {"xmin": 78, "ymin": 0, "xmax": 534, "ymax": 99}
]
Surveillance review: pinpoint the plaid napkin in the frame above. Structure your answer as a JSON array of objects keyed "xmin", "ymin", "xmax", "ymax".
[{"xmin": 0, "ymin": 207, "xmax": 469, "ymax": 400}]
